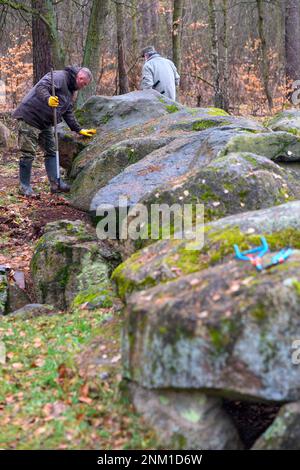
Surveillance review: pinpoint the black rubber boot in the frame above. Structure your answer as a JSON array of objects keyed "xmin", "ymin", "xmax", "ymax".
[
  {"xmin": 44, "ymin": 157, "xmax": 70, "ymax": 193},
  {"xmin": 19, "ymin": 159, "xmax": 35, "ymax": 197}
]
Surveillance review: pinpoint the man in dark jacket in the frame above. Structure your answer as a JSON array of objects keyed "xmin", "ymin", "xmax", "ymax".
[{"xmin": 13, "ymin": 66, "xmax": 96, "ymax": 196}]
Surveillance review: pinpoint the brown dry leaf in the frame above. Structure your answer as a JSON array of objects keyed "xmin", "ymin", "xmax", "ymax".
[
  {"xmin": 6, "ymin": 395, "xmax": 15, "ymax": 404},
  {"xmin": 198, "ymin": 310, "xmax": 208, "ymax": 319},
  {"xmin": 33, "ymin": 338, "xmax": 43, "ymax": 348},
  {"xmin": 80, "ymin": 382, "xmax": 89, "ymax": 398},
  {"xmin": 34, "ymin": 357, "xmax": 45, "ymax": 367},
  {"xmin": 58, "ymin": 363, "xmax": 69, "ymax": 379},
  {"xmin": 42, "ymin": 403, "xmax": 53, "ymax": 417},
  {"xmin": 78, "ymin": 396, "xmax": 93, "ymax": 405},
  {"xmin": 52, "ymin": 401, "xmax": 68, "ymax": 417},
  {"xmin": 212, "ymin": 293, "xmax": 221, "ymax": 301},
  {"xmin": 227, "ymin": 282, "xmax": 241, "ymax": 294},
  {"xmin": 12, "ymin": 362, "xmax": 23, "ymax": 369}
]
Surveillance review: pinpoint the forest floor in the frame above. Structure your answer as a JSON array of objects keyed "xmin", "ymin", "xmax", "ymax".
[{"xmin": 0, "ymin": 132, "xmax": 158, "ymax": 449}]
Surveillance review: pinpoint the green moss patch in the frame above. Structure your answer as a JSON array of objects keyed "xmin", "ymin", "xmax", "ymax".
[
  {"xmin": 207, "ymin": 107, "xmax": 230, "ymax": 117},
  {"xmin": 166, "ymin": 104, "xmax": 180, "ymax": 114}
]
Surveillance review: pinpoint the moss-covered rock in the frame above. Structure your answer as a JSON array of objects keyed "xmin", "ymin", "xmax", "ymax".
[
  {"xmin": 7, "ymin": 282, "xmax": 30, "ymax": 313},
  {"xmin": 140, "ymin": 152, "xmax": 300, "ymax": 223},
  {"xmin": 70, "ymin": 136, "xmax": 174, "ymax": 211},
  {"xmin": 63, "ymin": 91, "xmax": 265, "ymax": 207},
  {"xmin": 220, "ymin": 131, "xmax": 300, "ymax": 162},
  {"xmin": 9, "ymin": 304, "xmax": 56, "ymax": 319},
  {"xmin": 122, "ymin": 251, "xmax": 300, "ymax": 401},
  {"xmin": 129, "ymin": 384, "xmax": 243, "ymax": 449},
  {"xmin": 0, "ymin": 271, "xmax": 8, "ymax": 315},
  {"xmin": 252, "ymin": 402, "xmax": 300, "ymax": 449},
  {"xmin": 112, "ymin": 201, "xmax": 300, "ymax": 299},
  {"xmin": 31, "ymin": 220, "xmax": 119, "ymax": 310},
  {"xmin": 89, "ymin": 127, "xmax": 250, "ymax": 214},
  {"xmin": 267, "ymin": 109, "xmax": 300, "ymax": 137},
  {"xmin": 89, "ymin": 128, "xmax": 299, "ymax": 231}
]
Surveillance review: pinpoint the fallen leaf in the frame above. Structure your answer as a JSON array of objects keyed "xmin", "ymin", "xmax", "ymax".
[{"xmin": 12, "ymin": 362, "xmax": 23, "ymax": 370}]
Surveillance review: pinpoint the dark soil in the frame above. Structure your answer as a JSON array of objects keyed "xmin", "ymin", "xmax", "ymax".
[
  {"xmin": 223, "ymin": 399, "xmax": 281, "ymax": 448},
  {"xmin": 0, "ymin": 145, "xmax": 92, "ymax": 299}
]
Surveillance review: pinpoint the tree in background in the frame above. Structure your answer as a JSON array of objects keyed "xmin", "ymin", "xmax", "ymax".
[
  {"xmin": 285, "ymin": 0, "xmax": 300, "ymax": 90},
  {"xmin": 256, "ymin": 0, "xmax": 273, "ymax": 110},
  {"xmin": 31, "ymin": 0, "xmax": 65, "ymax": 83},
  {"xmin": 172, "ymin": 0, "xmax": 184, "ymax": 75},
  {"xmin": 77, "ymin": 0, "xmax": 110, "ymax": 106},
  {"xmin": 0, "ymin": 0, "xmax": 299, "ymax": 115},
  {"xmin": 115, "ymin": 0, "xmax": 129, "ymax": 94}
]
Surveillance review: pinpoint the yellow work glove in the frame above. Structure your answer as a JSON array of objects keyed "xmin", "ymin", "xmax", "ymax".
[
  {"xmin": 48, "ymin": 96, "xmax": 59, "ymax": 107},
  {"xmin": 79, "ymin": 129, "xmax": 97, "ymax": 137}
]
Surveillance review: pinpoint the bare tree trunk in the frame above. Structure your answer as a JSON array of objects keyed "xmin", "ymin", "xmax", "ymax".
[
  {"xmin": 221, "ymin": 0, "xmax": 229, "ymax": 112},
  {"xmin": 116, "ymin": 0, "xmax": 129, "ymax": 94},
  {"xmin": 151, "ymin": 0, "xmax": 159, "ymax": 39},
  {"xmin": 285, "ymin": 0, "xmax": 300, "ymax": 86},
  {"xmin": 31, "ymin": 0, "xmax": 64, "ymax": 83},
  {"xmin": 131, "ymin": 0, "xmax": 138, "ymax": 59},
  {"xmin": 208, "ymin": 0, "xmax": 223, "ymax": 108},
  {"xmin": 256, "ymin": 0, "xmax": 273, "ymax": 109},
  {"xmin": 128, "ymin": 0, "xmax": 139, "ymax": 89},
  {"xmin": 140, "ymin": 0, "xmax": 151, "ymax": 39},
  {"xmin": 77, "ymin": 0, "xmax": 110, "ymax": 106},
  {"xmin": 31, "ymin": 0, "xmax": 52, "ymax": 83},
  {"xmin": 172, "ymin": 0, "xmax": 184, "ymax": 75}
]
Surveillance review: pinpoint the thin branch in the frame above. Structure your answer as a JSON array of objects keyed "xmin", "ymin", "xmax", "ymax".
[
  {"xmin": 0, "ymin": 0, "xmax": 51, "ymax": 28},
  {"xmin": 181, "ymin": 72, "xmax": 214, "ymax": 89}
]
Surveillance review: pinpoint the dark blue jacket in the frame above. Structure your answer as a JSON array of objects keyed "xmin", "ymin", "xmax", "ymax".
[{"xmin": 13, "ymin": 66, "xmax": 81, "ymax": 132}]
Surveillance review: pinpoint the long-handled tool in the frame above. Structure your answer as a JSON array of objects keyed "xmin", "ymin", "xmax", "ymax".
[{"xmin": 50, "ymin": 68, "xmax": 60, "ymax": 189}]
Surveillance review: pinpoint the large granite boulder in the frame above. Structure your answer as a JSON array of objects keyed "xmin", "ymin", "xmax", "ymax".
[
  {"xmin": 63, "ymin": 91, "xmax": 268, "ymax": 210},
  {"xmin": 129, "ymin": 384, "xmax": 243, "ymax": 449},
  {"xmin": 138, "ymin": 152, "xmax": 300, "ymax": 222},
  {"xmin": 70, "ymin": 136, "xmax": 174, "ymax": 211},
  {"xmin": 0, "ymin": 122, "xmax": 10, "ymax": 148},
  {"xmin": 9, "ymin": 304, "xmax": 56, "ymax": 319},
  {"xmin": 219, "ymin": 131, "xmax": 300, "ymax": 162},
  {"xmin": 88, "ymin": 128, "xmax": 260, "ymax": 213},
  {"xmin": 0, "ymin": 266, "xmax": 30, "ymax": 315},
  {"xmin": 112, "ymin": 200, "xmax": 300, "ymax": 299},
  {"xmin": 69, "ymin": 106, "xmax": 265, "ymax": 180},
  {"xmin": 267, "ymin": 109, "xmax": 300, "ymax": 137},
  {"xmin": 30, "ymin": 220, "xmax": 120, "ymax": 310},
  {"xmin": 122, "ymin": 251, "xmax": 300, "ymax": 402},
  {"xmin": 89, "ymin": 130, "xmax": 300, "ymax": 228}
]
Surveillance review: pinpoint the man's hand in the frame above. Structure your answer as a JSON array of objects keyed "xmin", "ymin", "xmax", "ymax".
[
  {"xmin": 48, "ymin": 96, "xmax": 59, "ymax": 107},
  {"xmin": 79, "ymin": 129, "xmax": 97, "ymax": 137}
]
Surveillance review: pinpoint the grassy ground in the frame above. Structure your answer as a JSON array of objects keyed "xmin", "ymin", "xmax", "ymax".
[
  {"xmin": 0, "ymin": 120, "xmax": 158, "ymax": 449},
  {"xmin": 0, "ymin": 308, "xmax": 157, "ymax": 449}
]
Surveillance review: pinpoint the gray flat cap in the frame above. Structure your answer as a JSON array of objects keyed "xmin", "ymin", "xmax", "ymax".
[{"xmin": 141, "ymin": 46, "xmax": 157, "ymax": 57}]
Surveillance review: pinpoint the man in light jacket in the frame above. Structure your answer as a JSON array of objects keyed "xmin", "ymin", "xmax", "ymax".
[{"xmin": 141, "ymin": 46, "xmax": 180, "ymax": 101}]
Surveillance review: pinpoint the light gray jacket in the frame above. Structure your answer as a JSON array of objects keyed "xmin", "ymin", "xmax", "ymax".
[{"xmin": 141, "ymin": 53, "xmax": 180, "ymax": 101}]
